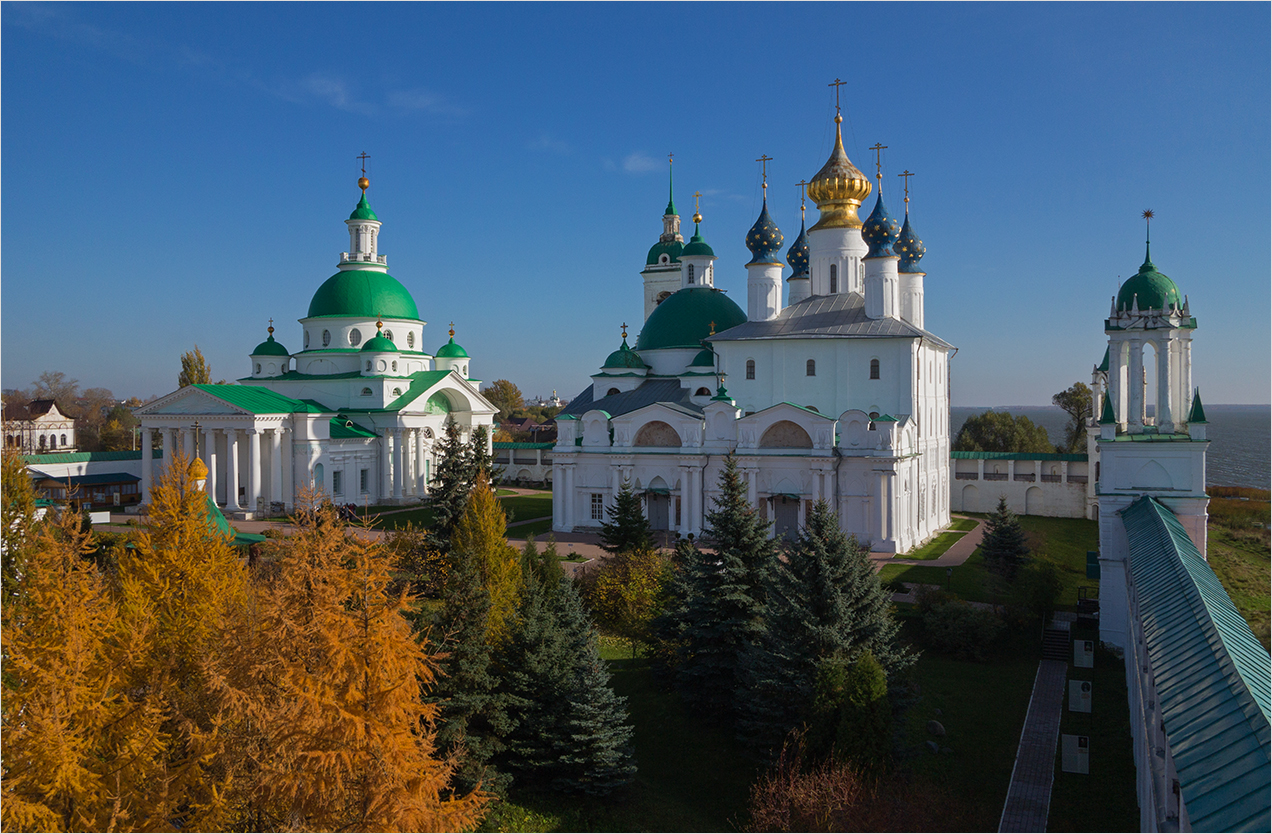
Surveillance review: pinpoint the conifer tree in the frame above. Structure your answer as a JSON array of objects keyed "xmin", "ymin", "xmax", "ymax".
[
  {"xmin": 1, "ymin": 508, "xmax": 168, "ymax": 832},
  {"xmin": 223, "ymin": 501, "xmax": 487, "ymax": 831},
  {"xmin": 981, "ymin": 497, "xmax": 1030, "ymax": 579},
  {"xmin": 498, "ymin": 565, "xmax": 635, "ymax": 796},
  {"xmin": 674, "ymin": 455, "xmax": 777, "ymax": 718},
  {"xmin": 598, "ymin": 479, "xmax": 655, "ymax": 555},
  {"xmin": 452, "ymin": 472, "xmax": 523, "ymax": 646},
  {"xmin": 469, "ymin": 424, "xmax": 501, "ymax": 487},
  {"xmin": 426, "ymin": 418, "xmax": 472, "ymax": 553}
]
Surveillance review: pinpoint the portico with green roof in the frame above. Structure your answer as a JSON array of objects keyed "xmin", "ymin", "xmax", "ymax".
[{"xmin": 136, "ymin": 175, "xmax": 496, "ymax": 516}]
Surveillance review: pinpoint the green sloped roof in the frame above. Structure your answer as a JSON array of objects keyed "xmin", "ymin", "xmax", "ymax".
[
  {"xmin": 20, "ymin": 450, "xmax": 157, "ymax": 465},
  {"xmin": 436, "ymin": 337, "xmax": 469, "ymax": 358},
  {"xmin": 385, "ymin": 370, "xmax": 453, "ymax": 412},
  {"xmin": 191, "ymin": 384, "xmax": 305, "ymax": 414},
  {"xmin": 1097, "ymin": 347, "xmax": 1110, "ymax": 373},
  {"xmin": 204, "ymin": 494, "xmax": 267, "ymax": 547},
  {"xmin": 635, "ymin": 287, "xmax": 746, "ymax": 351},
  {"xmin": 307, "ymin": 269, "xmax": 420, "ymax": 319},
  {"xmin": 1188, "ymin": 388, "xmax": 1208, "ymax": 423},
  {"xmin": 361, "ymin": 334, "xmax": 397, "ymax": 352},
  {"xmin": 330, "ymin": 416, "xmax": 378, "ymax": 439},
  {"xmin": 1122, "ymin": 497, "xmax": 1271, "ymax": 832},
  {"xmin": 646, "ymin": 240, "xmax": 684, "ymax": 266},
  {"xmin": 349, "ymin": 194, "xmax": 378, "ymax": 221}
]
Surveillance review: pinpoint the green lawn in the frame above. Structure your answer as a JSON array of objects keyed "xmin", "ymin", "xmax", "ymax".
[
  {"xmin": 367, "ymin": 494, "xmax": 554, "ymax": 531},
  {"xmin": 901, "ymin": 529, "xmax": 968, "ymax": 560},
  {"xmin": 506, "ymin": 518, "xmax": 554, "ymax": 539},
  {"xmin": 1047, "ymin": 636, "xmax": 1139, "ymax": 832},
  {"xmin": 1207, "ymin": 491, "xmax": 1271, "ymax": 649},
  {"xmin": 499, "ymin": 495, "xmax": 554, "ymax": 526},
  {"xmin": 948, "ymin": 517, "xmax": 979, "ymax": 532},
  {"xmin": 481, "ymin": 646, "xmax": 758, "ymax": 832}
]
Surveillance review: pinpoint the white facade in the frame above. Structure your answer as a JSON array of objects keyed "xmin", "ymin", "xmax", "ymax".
[
  {"xmin": 3, "ymin": 400, "xmax": 77, "ymax": 454},
  {"xmin": 553, "ymin": 115, "xmax": 953, "ymax": 553},
  {"xmin": 135, "ymin": 182, "xmax": 495, "ymax": 517}
]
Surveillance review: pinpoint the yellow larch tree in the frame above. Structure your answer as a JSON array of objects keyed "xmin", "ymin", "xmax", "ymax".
[{"xmin": 451, "ymin": 472, "xmax": 523, "ymax": 646}]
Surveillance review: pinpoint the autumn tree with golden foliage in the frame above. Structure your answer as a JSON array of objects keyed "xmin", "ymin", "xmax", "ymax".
[
  {"xmin": 451, "ymin": 472, "xmax": 522, "ymax": 646},
  {"xmin": 216, "ymin": 499, "xmax": 487, "ymax": 831}
]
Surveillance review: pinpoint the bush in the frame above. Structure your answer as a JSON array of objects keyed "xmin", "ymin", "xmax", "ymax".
[
  {"xmin": 806, "ymin": 653, "xmax": 891, "ymax": 768},
  {"xmin": 922, "ymin": 601, "xmax": 1004, "ymax": 661},
  {"xmin": 744, "ymin": 734, "xmax": 886, "ymax": 833},
  {"xmin": 1007, "ymin": 558, "xmax": 1063, "ymax": 628},
  {"xmin": 913, "ymin": 585, "xmax": 957, "ymax": 616}
]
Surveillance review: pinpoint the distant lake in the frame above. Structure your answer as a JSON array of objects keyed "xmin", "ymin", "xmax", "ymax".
[{"xmin": 951, "ymin": 405, "xmax": 1270, "ymax": 490}]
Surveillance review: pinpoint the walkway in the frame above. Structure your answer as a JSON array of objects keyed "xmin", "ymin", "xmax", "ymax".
[
  {"xmin": 998, "ymin": 659, "xmax": 1067, "ymax": 832},
  {"xmin": 867, "ymin": 514, "xmax": 985, "ymax": 572}
]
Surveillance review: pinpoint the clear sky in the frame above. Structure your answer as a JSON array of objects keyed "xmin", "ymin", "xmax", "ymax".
[{"xmin": 3, "ymin": 2, "xmax": 1269, "ymax": 407}]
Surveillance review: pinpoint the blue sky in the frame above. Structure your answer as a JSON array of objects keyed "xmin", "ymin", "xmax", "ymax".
[{"xmin": 3, "ymin": 2, "xmax": 1269, "ymax": 406}]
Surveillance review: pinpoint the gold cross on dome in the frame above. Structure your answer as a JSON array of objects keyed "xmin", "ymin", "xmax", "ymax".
[
  {"xmin": 448, "ymin": 321, "xmax": 455, "ymax": 337},
  {"xmin": 709, "ymin": 321, "xmax": 716, "ymax": 335},
  {"xmin": 756, "ymin": 154, "xmax": 773, "ymax": 190},
  {"xmin": 268, "ymin": 317, "xmax": 274, "ymax": 335},
  {"xmin": 898, "ymin": 170, "xmax": 914, "ymax": 204},
  {"xmin": 621, "ymin": 322, "xmax": 628, "ymax": 339},
  {"xmin": 668, "ymin": 152, "xmax": 673, "ymax": 166},
  {"xmin": 828, "ymin": 77, "xmax": 846, "ymax": 115},
  {"xmin": 796, "ymin": 179, "xmax": 808, "ymax": 212},
  {"xmin": 357, "ymin": 151, "xmax": 370, "ymax": 175},
  {"xmin": 869, "ymin": 143, "xmax": 888, "ymax": 185},
  {"xmin": 693, "ymin": 191, "xmax": 702, "ymax": 211}
]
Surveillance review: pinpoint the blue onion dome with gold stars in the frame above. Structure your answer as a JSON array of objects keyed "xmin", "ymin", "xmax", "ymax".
[
  {"xmin": 681, "ymin": 223, "xmax": 716, "ymax": 258},
  {"xmin": 862, "ymin": 193, "xmax": 901, "ymax": 259},
  {"xmin": 349, "ymin": 193, "xmax": 378, "ymax": 221},
  {"xmin": 252, "ymin": 323, "xmax": 289, "ymax": 356},
  {"xmin": 895, "ymin": 212, "xmax": 926, "ymax": 272},
  {"xmin": 745, "ymin": 198, "xmax": 784, "ymax": 265},
  {"xmin": 1115, "ymin": 242, "xmax": 1182, "ymax": 313},
  {"xmin": 786, "ymin": 216, "xmax": 810, "ymax": 275},
  {"xmin": 603, "ymin": 337, "xmax": 647, "ymax": 370}
]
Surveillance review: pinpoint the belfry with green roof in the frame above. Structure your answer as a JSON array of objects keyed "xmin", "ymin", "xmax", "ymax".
[{"xmin": 136, "ymin": 169, "xmax": 497, "ymax": 517}]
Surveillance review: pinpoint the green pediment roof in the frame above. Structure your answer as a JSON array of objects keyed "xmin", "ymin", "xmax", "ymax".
[
  {"xmin": 191, "ymin": 384, "xmax": 305, "ymax": 415},
  {"xmin": 307, "ymin": 269, "xmax": 420, "ymax": 320}
]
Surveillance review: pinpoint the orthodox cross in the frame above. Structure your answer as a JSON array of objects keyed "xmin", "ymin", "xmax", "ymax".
[
  {"xmin": 756, "ymin": 154, "xmax": 772, "ymax": 192},
  {"xmin": 267, "ymin": 317, "xmax": 274, "ymax": 335},
  {"xmin": 357, "ymin": 151, "xmax": 370, "ymax": 175},
  {"xmin": 621, "ymin": 322, "xmax": 628, "ymax": 340},
  {"xmin": 709, "ymin": 321, "xmax": 716, "ymax": 336},
  {"xmin": 869, "ymin": 143, "xmax": 888, "ymax": 188},
  {"xmin": 828, "ymin": 77, "xmax": 846, "ymax": 115},
  {"xmin": 192, "ymin": 419, "xmax": 201, "ymax": 459},
  {"xmin": 668, "ymin": 152, "xmax": 673, "ymax": 166},
  {"xmin": 692, "ymin": 191, "xmax": 703, "ymax": 223},
  {"xmin": 898, "ymin": 170, "xmax": 915, "ymax": 207},
  {"xmin": 796, "ymin": 179, "xmax": 808, "ymax": 214},
  {"xmin": 448, "ymin": 321, "xmax": 455, "ymax": 337}
]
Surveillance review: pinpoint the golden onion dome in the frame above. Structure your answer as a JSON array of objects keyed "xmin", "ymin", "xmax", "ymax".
[
  {"xmin": 188, "ymin": 456, "xmax": 209, "ymax": 482},
  {"xmin": 807, "ymin": 115, "xmax": 872, "ymax": 231}
]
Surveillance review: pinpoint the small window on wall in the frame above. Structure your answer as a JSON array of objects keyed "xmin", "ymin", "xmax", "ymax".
[
  {"xmin": 349, "ymin": 328, "xmax": 362, "ymax": 346},
  {"xmin": 255, "ymin": 364, "xmax": 262, "ymax": 374},
  {"xmin": 696, "ymin": 387, "xmax": 711, "ymax": 396},
  {"xmin": 870, "ymin": 358, "xmax": 880, "ymax": 379},
  {"xmin": 360, "ymin": 468, "xmax": 369, "ymax": 493},
  {"xmin": 332, "ymin": 470, "xmax": 343, "ymax": 495},
  {"xmin": 304, "ymin": 330, "xmax": 310, "ymax": 348},
  {"xmin": 392, "ymin": 361, "xmax": 398, "ymax": 373},
  {"xmin": 366, "ymin": 361, "xmax": 372, "ymax": 372},
  {"xmin": 322, "ymin": 329, "xmax": 331, "ymax": 347},
  {"xmin": 806, "ymin": 359, "xmax": 816, "ymax": 376},
  {"xmin": 829, "ymin": 263, "xmax": 838, "ymax": 293},
  {"xmin": 591, "ymin": 493, "xmax": 604, "ymax": 520},
  {"xmin": 746, "ymin": 359, "xmax": 756, "ymax": 380},
  {"xmin": 688, "ymin": 264, "xmax": 695, "ymax": 284},
  {"xmin": 384, "ymin": 329, "xmax": 394, "ymax": 343},
  {"xmin": 407, "ymin": 331, "xmax": 415, "ymax": 349},
  {"xmin": 869, "ymin": 411, "xmax": 879, "ymax": 430},
  {"xmin": 393, "ymin": 388, "xmax": 402, "ymax": 396},
  {"xmin": 607, "ymin": 388, "xmax": 620, "ymax": 396},
  {"xmin": 61, "ymin": 434, "xmax": 67, "ymax": 445},
  {"xmin": 361, "ymin": 387, "xmax": 373, "ymax": 396}
]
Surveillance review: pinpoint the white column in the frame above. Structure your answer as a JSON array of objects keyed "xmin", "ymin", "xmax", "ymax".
[
  {"xmin": 246, "ymin": 429, "xmax": 261, "ymax": 513},
  {"xmin": 416, "ymin": 430, "xmax": 427, "ymax": 495},
  {"xmin": 1182, "ymin": 336, "xmax": 1193, "ymax": 421},
  {"xmin": 552, "ymin": 465, "xmax": 563, "ymax": 528},
  {"xmin": 158, "ymin": 429, "xmax": 171, "ymax": 480},
  {"xmin": 1127, "ymin": 338, "xmax": 1144, "ymax": 430},
  {"xmin": 140, "ymin": 429, "xmax": 153, "ymax": 504},
  {"xmin": 224, "ymin": 428, "xmax": 241, "ymax": 511},
  {"xmin": 282, "ymin": 428, "xmax": 294, "ymax": 509},
  {"xmin": 1156, "ymin": 338, "xmax": 1173, "ymax": 431},
  {"xmin": 1108, "ymin": 340, "xmax": 1124, "ymax": 426},
  {"xmin": 392, "ymin": 429, "xmax": 405, "ymax": 500},
  {"xmin": 403, "ymin": 430, "xmax": 415, "ymax": 496},
  {"xmin": 878, "ymin": 472, "xmax": 889, "ymax": 545},
  {"xmin": 885, "ymin": 472, "xmax": 896, "ymax": 545},
  {"xmin": 563, "ymin": 466, "xmax": 574, "ymax": 528},
  {"xmin": 271, "ymin": 429, "xmax": 283, "ymax": 506},
  {"xmin": 204, "ymin": 428, "xmax": 217, "ymax": 502},
  {"xmin": 745, "ymin": 466, "xmax": 758, "ymax": 508},
  {"xmin": 381, "ymin": 432, "xmax": 392, "ymax": 501}
]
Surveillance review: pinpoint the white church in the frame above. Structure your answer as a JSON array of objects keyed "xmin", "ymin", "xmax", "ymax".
[
  {"xmin": 552, "ymin": 106, "xmax": 952, "ymax": 552},
  {"xmin": 135, "ymin": 175, "xmax": 496, "ymax": 516}
]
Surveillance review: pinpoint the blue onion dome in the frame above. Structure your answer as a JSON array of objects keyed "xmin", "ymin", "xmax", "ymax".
[
  {"xmin": 786, "ymin": 216, "xmax": 810, "ymax": 275},
  {"xmin": 602, "ymin": 338, "xmax": 647, "ymax": 370},
  {"xmin": 745, "ymin": 198, "xmax": 784, "ymax": 265},
  {"xmin": 895, "ymin": 212, "xmax": 926, "ymax": 272},
  {"xmin": 862, "ymin": 193, "xmax": 901, "ymax": 259},
  {"xmin": 252, "ymin": 324, "xmax": 289, "ymax": 356},
  {"xmin": 690, "ymin": 347, "xmax": 716, "ymax": 368},
  {"xmin": 681, "ymin": 223, "xmax": 716, "ymax": 258}
]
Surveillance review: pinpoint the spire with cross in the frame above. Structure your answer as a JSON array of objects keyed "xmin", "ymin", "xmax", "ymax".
[
  {"xmin": 692, "ymin": 191, "xmax": 703, "ymax": 224},
  {"xmin": 756, "ymin": 154, "xmax": 772, "ymax": 194},
  {"xmin": 898, "ymin": 170, "xmax": 914, "ymax": 211},
  {"xmin": 828, "ymin": 77, "xmax": 846, "ymax": 119},
  {"xmin": 357, "ymin": 151, "xmax": 370, "ymax": 193},
  {"xmin": 869, "ymin": 143, "xmax": 887, "ymax": 192}
]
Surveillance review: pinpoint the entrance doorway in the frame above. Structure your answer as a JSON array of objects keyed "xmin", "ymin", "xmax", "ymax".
[
  {"xmin": 773, "ymin": 496, "xmax": 799, "ymax": 541},
  {"xmin": 648, "ymin": 493, "xmax": 671, "ymax": 530}
]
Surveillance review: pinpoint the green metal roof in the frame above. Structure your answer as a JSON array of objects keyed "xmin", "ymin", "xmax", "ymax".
[
  {"xmin": 191, "ymin": 384, "xmax": 305, "ymax": 415},
  {"xmin": 635, "ymin": 287, "xmax": 746, "ymax": 351},
  {"xmin": 436, "ymin": 337, "xmax": 469, "ymax": 358},
  {"xmin": 493, "ymin": 441, "xmax": 555, "ymax": 450},
  {"xmin": 1121, "ymin": 497, "xmax": 1270, "ymax": 832},
  {"xmin": 681, "ymin": 224, "xmax": 715, "ymax": 258},
  {"xmin": 251, "ymin": 334, "xmax": 290, "ymax": 356},
  {"xmin": 1188, "ymin": 388, "xmax": 1208, "ymax": 423},
  {"xmin": 1097, "ymin": 346, "xmax": 1110, "ymax": 373},
  {"xmin": 204, "ymin": 495, "xmax": 267, "ymax": 547},
  {"xmin": 950, "ymin": 451, "xmax": 1087, "ymax": 462},
  {"xmin": 385, "ymin": 370, "xmax": 453, "ymax": 412},
  {"xmin": 307, "ymin": 269, "xmax": 420, "ymax": 320},
  {"xmin": 20, "ymin": 450, "xmax": 157, "ymax": 465},
  {"xmin": 349, "ymin": 194, "xmax": 378, "ymax": 221},
  {"xmin": 30, "ymin": 472, "xmax": 140, "ymax": 486},
  {"xmin": 1100, "ymin": 392, "xmax": 1116, "ymax": 424},
  {"xmin": 645, "ymin": 240, "xmax": 684, "ymax": 266},
  {"xmin": 329, "ymin": 416, "xmax": 378, "ymax": 439},
  {"xmin": 361, "ymin": 333, "xmax": 397, "ymax": 352},
  {"xmin": 1115, "ymin": 247, "xmax": 1182, "ymax": 313},
  {"xmin": 602, "ymin": 339, "xmax": 647, "ymax": 370}
]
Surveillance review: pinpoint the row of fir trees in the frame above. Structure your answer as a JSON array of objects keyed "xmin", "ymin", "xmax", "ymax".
[{"xmin": 1, "ymin": 420, "xmax": 636, "ymax": 833}]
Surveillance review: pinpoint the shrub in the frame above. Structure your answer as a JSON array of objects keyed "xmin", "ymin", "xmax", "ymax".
[
  {"xmin": 922, "ymin": 601, "xmax": 1004, "ymax": 661},
  {"xmin": 1008, "ymin": 557, "xmax": 1063, "ymax": 628}
]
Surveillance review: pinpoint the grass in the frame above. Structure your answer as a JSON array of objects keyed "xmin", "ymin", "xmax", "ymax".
[
  {"xmin": 1047, "ymin": 636, "xmax": 1139, "ymax": 832},
  {"xmin": 506, "ymin": 518, "xmax": 553, "ymax": 539},
  {"xmin": 1206, "ymin": 489, "xmax": 1271, "ymax": 649},
  {"xmin": 482, "ymin": 647, "xmax": 758, "ymax": 832},
  {"xmin": 367, "ymin": 494, "xmax": 554, "ymax": 531},
  {"xmin": 900, "ymin": 529, "xmax": 968, "ymax": 560},
  {"xmin": 948, "ymin": 516, "xmax": 979, "ymax": 532}
]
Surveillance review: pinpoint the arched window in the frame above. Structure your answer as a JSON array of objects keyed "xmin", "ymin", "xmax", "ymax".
[
  {"xmin": 61, "ymin": 434, "xmax": 67, "ymax": 446},
  {"xmin": 687, "ymin": 264, "xmax": 695, "ymax": 284},
  {"xmin": 361, "ymin": 387, "xmax": 373, "ymax": 396},
  {"xmin": 870, "ymin": 358, "xmax": 880, "ymax": 379},
  {"xmin": 39, "ymin": 435, "xmax": 46, "ymax": 449},
  {"xmin": 322, "ymin": 329, "xmax": 331, "ymax": 347},
  {"xmin": 695, "ymin": 387, "xmax": 711, "ymax": 396},
  {"xmin": 391, "ymin": 361, "xmax": 398, "ymax": 373},
  {"xmin": 407, "ymin": 331, "xmax": 415, "ymax": 348},
  {"xmin": 366, "ymin": 361, "xmax": 372, "ymax": 372},
  {"xmin": 746, "ymin": 359, "xmax": 756, "ymax": 380},
  {"xmin": 384, "ymin": 329, "xmax": 394, "ymax": 343},
  {"xmin": 392, "ymin": 388, "xmax": 402, "ymax": 397},
  {"xmin": 255, "ymin": 363, "xmax": 262, "ymax": 374},
  {"xmin": 806, "ymin": 359, "xmax": 816, "ymax": 376},
  {"xmin": 607, "ymin": 387, "xmax": 620, "ymax": 397},
  {"xmin": 304, "ymin": 330, "xmax": 310, "ymax": 348},
  {"xmin": 829, "ymin": 263, "xmax": 838, "ymax": 293},
  {"xmin": 869, "ymin": 411, "xmax": 879, "ymax": 431}
]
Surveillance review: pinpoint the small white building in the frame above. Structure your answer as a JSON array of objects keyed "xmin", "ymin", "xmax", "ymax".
[
  {"xmin": 3, "ymin": 400, "xmax": 77, "ymax": 454},
  {"xmin": 553, "ymin": 111, "xmax": 953, "ymax": 552},
  {"xmin": 136, "ymin": 177, "xmax": 496, "ymax": 517}
]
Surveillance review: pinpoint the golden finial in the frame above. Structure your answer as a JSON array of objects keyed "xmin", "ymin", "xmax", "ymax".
[
  {"xmin": 357, "ymin": 151, "xmax": 371, "ymax": 192},
  {"xmin": 898, "ymin": 170, "xmax": 914, "ymax": 208},
  {"xmin": 828, "ymin": 77, "xmax": 846, "ymax": 122},
  {"xmin": 709, "ymin": 321, "xmax": 716, "ymax": 336},
  {"xmin": 267, "ymin": 318, "xmax": 274, "ymax": 336},
  {"xmin": 448, "ymin": 321, "xmax": 455, "ymax": 338},
  {"xmin": 869, "ymin": 143, "xmax": 887, "ymax": 191},
  {"xmin": 376, "ymin": 315, "xmax": 384, "ymax": 333},
  {"xmin": 756, "ymin": 154, "xmax": 772, "ymax": 193},
  {"xmin": 621, "ymin": 322, "xmax": 628, "ymax": 339},
  {"xmin": 692, "ymin": 191, "xmax": 703, "ymax": 224}
]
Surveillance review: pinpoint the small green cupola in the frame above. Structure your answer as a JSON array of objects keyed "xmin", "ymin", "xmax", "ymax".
[
  {"xmin": 251, "ymin": 321, "xmax": 290, "ymax": 357},
  {"xmin": 361, "ymin": 317, "xmax": 397, "ymax": 352},
  {"xmin": 1114, "ymin": 214, "xmax": 1183, "ymax": 314},
  {"xmin": 1187, "ymin": 388, "xmax": 1207, "ymax": 424},
  {"xmin": 602, "ymin": 324, "xmax": 647, "ymax": 371},
  {"xmin": 681, "ymin": 223, "xmax": 716, "ymax": 259},
  {"xmin": 349, "ymin": 193, "xmax": 378, "ymax": 221},
  {"xmin": 250, "ymin": 320, "xmax": 290, "ymax": 378},
  {"xmin": 434, "ymin": 322, "xmax": 472, "ymax": 379}
]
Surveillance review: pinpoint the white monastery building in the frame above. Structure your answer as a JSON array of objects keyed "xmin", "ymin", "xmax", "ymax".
[
  {"xmin": 136, "ymin": 175, "xmax": 495, "ymax": 516},
  {"xmin": 553, "ymin": 106, "xmax": 953, "ymax": 552}
]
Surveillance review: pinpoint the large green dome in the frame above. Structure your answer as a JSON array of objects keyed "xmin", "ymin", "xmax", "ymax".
[
  {"xmin": 307, "ymin": 269, "xmax": 421, "ymax": 320},
  {"xmin": 635, "ymin": 287, "xmax": 746, "ymax": 351},
  {"xmin": 1115, "ymin": 251, "xmax": 1182, "ymax": 313}
]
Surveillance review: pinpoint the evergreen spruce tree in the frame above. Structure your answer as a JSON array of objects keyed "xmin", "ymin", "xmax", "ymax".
[
  {"xmin": 498, "ymin": 561, "xmax": 635, "ymax": 795},
  {"xmin": 453, "ymin": 472, "xmax": 523, "ymax": 646},
  {"xmin": 426, "ymin": 418, "xmax": 473, "ymax": 553},
  {"xmin": 469, "ymin": 424, "xmax": 501, "ymax": 488},
  {"xmin": 675, "ymin": 455, "xmax": 777, "ymax": 718},
  {"xmin": 598, "ymin": 480, "xmax": 655, "ymax": 555},
  {"xmin": 981, "ymin": 497, "xmax": 1030, "ymax": 579}
]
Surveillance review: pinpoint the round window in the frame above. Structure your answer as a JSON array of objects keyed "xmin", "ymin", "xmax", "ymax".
[
  {"xmin": 377, "ymin": 360, "xmax": 387, "ymax": 372},
  {"xmin": 322, "ymin": 329, "xmax": 331, "ymax": 347},
  {"xmin": 393, "ymin": 388, "xmax": 402, "ymax": 397},
  {"xmin": 407, "ymin": 331, "xmax": 415, "ymax": 349},
  {"xmin": 383, "ymin": 329, "xmax": 394, "ymax": 343},
  {"xmin": 361, "ymin": 387, "xmax": 372, "ymax": 396},
  {"xmin": 349, "ymin": 328, "xmax": 362, "ymax": 346}
]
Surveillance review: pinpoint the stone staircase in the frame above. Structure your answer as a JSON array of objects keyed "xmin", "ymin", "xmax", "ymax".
[{"xmin": 1042, "ymin": 622, "xmax": 1070, "ymax": 662}]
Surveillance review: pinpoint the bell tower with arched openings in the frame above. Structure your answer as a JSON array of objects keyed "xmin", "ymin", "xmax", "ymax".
[{"xmin": 1093, "ymin": 212, "xmax": 1210, "ymax": 649}]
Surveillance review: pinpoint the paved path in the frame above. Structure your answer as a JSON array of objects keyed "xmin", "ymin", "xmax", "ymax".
[
  {"xmin": 998, "ymin": 659, "xmax": 1068, "ymax": 833},
  {"xmin": 867, "ymin": 515, "xmax": 984, "ymax": 572}
]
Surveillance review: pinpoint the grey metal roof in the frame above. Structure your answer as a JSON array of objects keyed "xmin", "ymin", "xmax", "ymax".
[
  {"xmin": 706, "ymin": 291, "xmax": 953, "ymax": 349},
  {"xmin": 557, "ymin": 379, "xmax": 702, "ymax": 420},
  {"xmin": 1123, "ymin": 496, "xmax": 1271, "ymax": 832}
]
